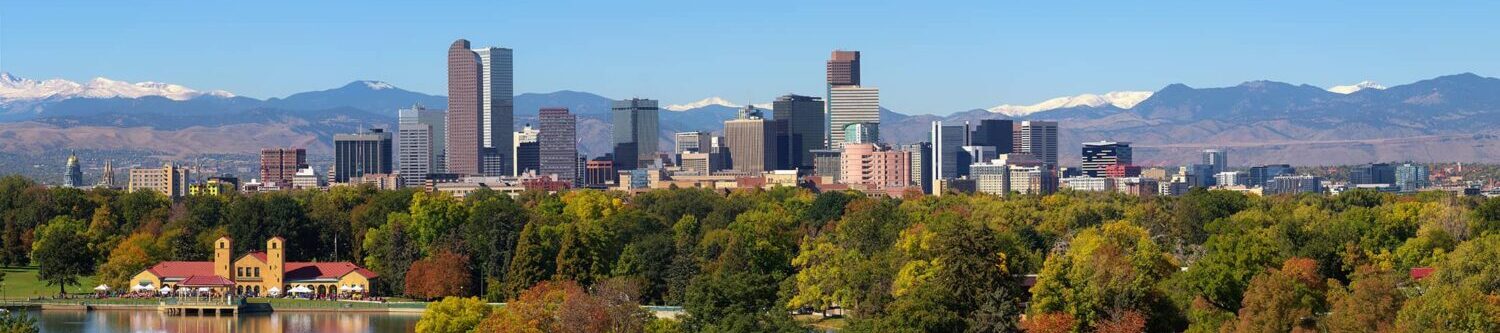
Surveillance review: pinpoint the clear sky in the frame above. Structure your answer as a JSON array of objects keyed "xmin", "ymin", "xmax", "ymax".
[{"xmin": 2, "ymin": 1, "xmax": 1496, "ymax": 115}]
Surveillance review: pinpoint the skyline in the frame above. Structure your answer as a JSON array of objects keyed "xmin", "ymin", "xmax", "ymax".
[{"xmin": 3, "ymin": 1, "xmax": 1498, "ymax": 114}]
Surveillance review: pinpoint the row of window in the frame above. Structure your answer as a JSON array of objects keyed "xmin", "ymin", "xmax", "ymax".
[{"xmin": 236, "ymin": 266, "xmax": 262, "ymax": 278}]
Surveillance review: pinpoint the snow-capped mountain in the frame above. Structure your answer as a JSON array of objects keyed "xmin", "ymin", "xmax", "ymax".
[
  {"xmin": 0, "ymin": 72, "xmax": 234, "ymax": 102},
  {"xmin": 986, "ymin": 91, "xmax": 1153, "ymax": 116},
  {"xmin": 1326, "ymin": 80, "xmax": 1386, "ymax": 94},
  {"xmin": 664, "ymin": 97, "xmax": 772, "ymax": 111}
]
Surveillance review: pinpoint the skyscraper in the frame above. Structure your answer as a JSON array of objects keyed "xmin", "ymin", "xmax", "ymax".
[
  {"xmin": 398, "ymin": 104, "xmax": 446, "ymax": 187},
  {"xmin": 772, "ymin": 94, "xmax": 825, "ymax": 170},
  {"xmin": 972, "ymin": 119, "xmax": 1014, "ymax": 154},
  {"xmin": 725, "ymin": 106, "xmax": 774, "ymax": 174},
  {"xmin": 612, "ymin": 98, "xmax": 660, "ymax": 171},
  {"xmin": 675, "ymin": 131, "xmax": 711, "ymax": 155},
  {"xmin": 901, "ymin": 142, "xmax": 932, "ymax": 194},
  {"xmin": 446, "ymin": 39, "xmax": 513, "ymax": 176},
  {"xmin": 1016, "ymin": 121, "xmax": 1059, "ymax": 170},
  {"xmin": 1394, "ymin": 163, "xmax": 1429, "ymax": 192},
  {"xmin": 1202, "ymin": 149, "xmax": 1226, "ymax": 175},
  {"xmin": 1081, "ymin": 141, "xmax": 1133, "ymax": 177},
  {"xmin": 539, "ymin": 108, "xmax": 578, "ymax": 184},
  {"xmin": 843, "ymin": 122, "xmax": 879, "ymax": 145},
  {"xmin": 931, "ymin": 121, "xmax": 970, "ymax": 191},
  {"xmin": 260, "ymin": 148, "xmax": 307, "ymax": 188},
  {"xmin": 64, "ymin": 152, "xmax": 83, "ymax": 188},
  {"xmin": 514, "ymin": 124, "xmax": 540, "ymax": 175},
  {"xmin": 334, "ymin": 129, "xmax": 394, "ymax": 183},
  {"xmin": 1350, "ymin": 163, "xmax": 1396, "ymax": 185},
  {"xmin": 826, "ymin": 50, "xmax": 878, "ymax": 150}
]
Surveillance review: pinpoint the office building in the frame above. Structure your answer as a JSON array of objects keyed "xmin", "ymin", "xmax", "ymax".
[
  {"xmin": 1009, "ymin": 165, "xmax": 1056, "ymax": 195},
  {"xmin": 64, "ymin": 152, "xmax": 83, "ymax": 188},
  {"xmin": 960, "ymin": 145, "xmax": 997, "ymax": 176},
  {"xmin": 827, "ymin": 50, "xmax": 860, "ymax": 86},
  {"xmin": 725, "ymin": 106, "xmax": 775, "ymax": 174},
  {"xmin": 1016, "ymin": 121, "xmax": 1059, "ymax": 169},
  {"xmin": 1266, "ymin": 175, "xmax": 1322, "ymax": 195},
  {"xmin": 129, "ymin": 162, "xmax": 190, "ymax": 198},
  {"xmin": 828, "ymin": 86, "xmax": 880, "ymax": 149},
  {"xmin": 1186, "ymin": 164, "xmax": 1216, "ymax": 187},
  {"xmin": 1060, "ymin": 176, "xmax": 1114, "ymax": 192},
  {"xmin": 612, "ymin": 98, "xmax": 660, "ymax": 171},
  {"xmin": 333, "ymin": 129, "xmax": 393, "ymax": 184},
  {"xmin": 678, "ymin": 152, "xmax": 722, "ymax": 177},
  {"xmin": 674, "ymin": 131, "xmax": 711, "ymax": 167},
  {"xmin": 1394, "ymin": 163, "xmax": 1430, "ymax": 192},
  {"xmin": 1081, "ymin": 141, "xmax": 1131, "ymax": 177},
  {"xmin": 538, "ymin": 108, "xmax": 578, "ymax": 184},
  {"xmin": 1350, "ymin": 163, "xmax": 1396, "ymax": 185},
  {"xmin": 398, "ymin": 105, "xmax": 446, "ymax": 187},
  {"xmin": 901, "ymin": 143, "xmax": 932, "ymax": 194},
  {"xmin": 772, "ymin": 94, "xmax": 825, "ymax": 169},
  {"xmin": 840, "ymin": 143, "xmax": 910, "ymax": 190},
  {"xmin": 843, "ymin": 122, "xmax": 879, "ymax": 145},
  {"xmin": 291, "ymin": 167, "xmax": 323, "ymax": 190},
  {"xmin": 260, "ymin": 148, "xmax": 307, "ymax": 188},
  {"xmin": 513, "ymin": 124, "xmax": 540, "ymax": 176},
  {"xmin": 812, "ymin": 149, "xmax": 843, "ymax": 182},
  {"xmin": 1249, "ymin": 164, "xmax": 1296, "ymax": 188},
  {"xmin": 1202, "ymin": 149, "xmax": 1226, "ymax": 175},
  {"xmin": 972, "ymin": 119, "xmax": 1014, "ymax": 154},
  {"xmin": 447, "ymin": 39, "xmax": 482, "ymax": 175},
  {"xmin": 473, "ymin": 47, "xmax": 514, "ymax": 161},
  {"xmin": 584, "ymin": 158, "xmax": 615, "ymax": 188},
  {"xmin": 1215, "ymin": 171, "xmax": 1249, "ymax": 187},
  {"xmin": 930, "ymin": 122, "xmax": 970, "ymax": 189}
]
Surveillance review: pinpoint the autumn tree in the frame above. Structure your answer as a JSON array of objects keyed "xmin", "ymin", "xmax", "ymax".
[
  {"xmin": 1028, "ymin": 222, "xmax": 1178, "ymax": 332},
  {"xmin": 416, "ymin": 296, "xmax": 492, "ymax": 333},
  {"xmin": 405, "ymin": 250, "xmax": 474, "ymax": 300},
  {"xmin": 1227, "ymin": 258, "xmax": 1324, "ymax": 333},
  {"xmin": 1323, "ymin": 266, "xmax": 1405, "ymax": 333}
]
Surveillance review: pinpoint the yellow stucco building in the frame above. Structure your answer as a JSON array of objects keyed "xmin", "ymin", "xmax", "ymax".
[{"xmin": 131, "ymin": 236, "xmax": 377, "ymax": 296}]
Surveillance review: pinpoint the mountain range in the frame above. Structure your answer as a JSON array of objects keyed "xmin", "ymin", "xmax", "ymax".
[{"xmin": 2, "ymin": 71, "xmax": 1499, "ymax": 166}]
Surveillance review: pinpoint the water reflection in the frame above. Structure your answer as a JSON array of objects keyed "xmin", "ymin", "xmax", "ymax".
[{"xmin": 21, "ymin": 309, "xmax": 419, "ymax": 333}]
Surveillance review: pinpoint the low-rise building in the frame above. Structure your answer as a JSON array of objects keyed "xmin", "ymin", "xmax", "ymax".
[{"xmin": 131, "ymin": 237, "xmax": 376, "ymax": 297}]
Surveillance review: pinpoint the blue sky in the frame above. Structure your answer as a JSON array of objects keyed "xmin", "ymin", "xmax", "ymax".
[{"xmin": 2, "ymin": 1, "xmax": 1496, "ymax": 115}]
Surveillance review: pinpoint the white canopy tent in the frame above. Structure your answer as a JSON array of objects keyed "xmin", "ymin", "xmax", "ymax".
[
  {"xmin": 267, "ymin": 287, "xmax": 282, "ymax": 295},
  {"xmin": 93, "ymin": 284, "xmax": 110, "ymax": 291},
  {"xmin": 288, "ymin": 286, "xmax": 313, "ymax": 294},
  {"xmin": 196, "ymin": 287, "xmax": 211, "ymax": 293},
  {"xmin": 132, "ymin": 284, "xmax": 155, "ymax": 292},
  {"xmin": 158, "ymin": 286, "xmax": 173, "ymax": 294}
]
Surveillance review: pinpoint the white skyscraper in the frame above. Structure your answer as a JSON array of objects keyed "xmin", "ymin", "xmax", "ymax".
[
  {"xmin": 828, "ymin": 86, "xmax": 880, "ymax": 149},
  {"xmin": 399, "ymin": 104, "xmax": 446, "ymax": 187},
  {"xmin": 473, "ymin": 47, "xmax": 514, "ymax": 173}
]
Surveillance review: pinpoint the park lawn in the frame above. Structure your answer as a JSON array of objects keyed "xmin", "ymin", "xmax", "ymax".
[
  {"xmin": 0, "ymin": 267, "xmax": 99, "ymax": 300},
  {"xmin": 795, "ymin": 314, "xmax": 847, "ymax": 331}
]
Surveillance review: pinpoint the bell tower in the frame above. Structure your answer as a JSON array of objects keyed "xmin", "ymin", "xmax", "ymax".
[
  {"xmin": 266, "ymin": 237, "xmax": 286, "ymax": 290},
  {"xmin": 214, "ymin": 237, "xmax": 232, "ymax": 279}
]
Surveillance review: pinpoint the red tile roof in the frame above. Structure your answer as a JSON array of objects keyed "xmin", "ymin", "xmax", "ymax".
[
  {"xmin": 179, "ymin": 275, "xmax": 235, "ymax": 287},
  {"xmin": 1410, "ymin": 267, "xmax": 1435, "ymax": 281},
  {"xmin": 246, "ymin": 252, "xmax": 268, "ymax": 263},
  {"xmin": 285, "ymin": 262, "xmax": 379, "ymax": 281},
  {"xmin": 146, "ymin": 261, "xmax": 215, "ymax": 279}
]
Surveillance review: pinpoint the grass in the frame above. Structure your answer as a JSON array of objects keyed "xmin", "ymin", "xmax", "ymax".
[
  {"xmin": 795, "ymin": 314, "xmax": 848, "ymax": 331},
  {"xmin": 0, "ymin": 267, "xmax": 99, "ymax": 301}
]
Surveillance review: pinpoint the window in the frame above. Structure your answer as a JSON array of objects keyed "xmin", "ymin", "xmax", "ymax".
[
  {"xmin": 237, "ymin": 267, "xmax": 243, "ymax": 277},
  {"xmin": 254, "ymin": 267, "xmax": 260, "ymax": 277}
]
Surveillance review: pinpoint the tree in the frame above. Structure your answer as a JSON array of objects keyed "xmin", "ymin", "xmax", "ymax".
[
  {"xmin": 362, "ymin": 214, "xmax": 420, "ymax": 296},
  {"xmin": 31, "ymin": 216, "xmax": 95, "ymax": 295},
  {"xmin": 463, "ymin": 194, "xmax": 527, "ymax": 301},
  {"xmin": 416, "ymin": 296, "xmax": 492, "ymax": 333},
  {"xmin": 1392, "ymin": 285, "xmax": 1500, "ymax": 332},
  {"xmin": 477, "ymin": 279, "xmax": 651, "ymax": 333},
  {"xmin": 1227, "ymin": 258, "xmax": 1324, "ymax": 333},
  {"xmin": 407, "ymin": 191, "xmax": 469, "ymax": 254},
  {"xmin": 500, "ymin": 222, "xmax": 559, "ymax": 299},
  {"xmin": 95, "ymin": 232, "xmax": 169, "ymax": 289},
  {"xmin": 405, "ymin": 250, "xmax": 474, "ymax": 300},
  {"xmin": 1323, "ymin": 266, "xmax": 1405, "ymax": 333},
  {"xmin": 1028, "ymin": 222, "xmax": 1177, "ymax": 332}
]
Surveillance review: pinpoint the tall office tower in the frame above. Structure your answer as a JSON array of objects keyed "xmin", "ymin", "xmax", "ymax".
[
  {"xmin": 827, "ymin": 86, "xmax": 880, "ymax": 149},
  {"xmin": 1016, "ymin": 121, "xmax": 1059, "ymax": 170},
  {"xmin": 1081, "ymin": 141, "xmax": 1133, "ymax": 177},
  {"xmin": 334, "ymin": 129, "xmax": 394, "ymax": 183},
  {"xmin": 901, "ymin": 142, "xmax": 932, "ymax": 194},
  {"xmin": 398, "ymin": 105, "xmax": 447, "ymax": 187},
  {"xmin": 725, "ymin": 106, "xmax": 774, "ymax": 174},
  {"xmin": 1350, "ymin": 163, "xmax": 1396, "ymax": 185},
  {"xmin": 513, "ymin": 124, "xmax": 540, "ymax": 175},
  {"xmin": 827, "ymin": 50, "xmax": 860, "ymax": 86},
  {"xmin": 447, "ymin": 39, "xmax": 482, "ymax": 175},
  {"xmin": 64, "ymin": 152, "xmax": 83, "ymax": 187},
  {"xmin": 843, "ymin": 122, "xmax": 879, "ymax": 145},
  {"xmin": 839, "ymin": 143, "xmax": 911, "ymax": 190},
  {"xmin": 473, "ymin": 47, "xmax": 514, "ymax": 158},
  {"xmin": 1394, "ymin": 163, "xmax": 1430, "ymax": 192},
  {"xmin": 259, "ymin": 148, "xmax": 307, "ymax": 188},
  {"xmin": 972, "ymin": 119, "xmax": 1015, "ymax": 154},
  {"xmin": 612, "ymin": 98, "xmax": 660, "ymax": 171},
  {"xmin": 773, "ymin": 94, "xmax": 825, "ymax": 169},
  {"xmin": 129, "ymin": 162, "xmax": 190, "ymax": 199},
  {"xmin": 98, "ymin": 160, "xmax": 115, "ymax": 188},
  {"xmin": 539, "ymin": 108, "xmax": 578, "ymax": 184},
  {"xmin": 930, "ymin": 121, "xmax": 970, "ymax": 190},
  {"xmin": 675, "ymin": 131, "xmax": 711, "ymax": 155},
  {"xmin": 1202, "ymin": 149, "xmax": 1226, "ymax": 175},
  {"xmin": 1248, "ymin": 164, "xmax": 1296, "ymax": 187}
]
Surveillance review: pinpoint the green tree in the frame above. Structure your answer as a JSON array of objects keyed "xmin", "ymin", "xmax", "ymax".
[
  {"xmin": 407, "ymin": 191, "xmax": 469, "ymax": 254},
  {"xmin": 500, "ymin": 221, "xmax": 559, "ymax": 299},
  {"xmin": 462, "ymin": 193, "xmax": 527, "ymax": 301},
  {"xmin": 362, "ymin": 214, "xmax": 420, "ymax": 296},
  {"xmin": 1028, "ymin": 222, "xmax": 1177, "ymax": 332},
  {"xmin": 416, "ymin": 296, "xmax": 492, "ymax": 333},
  {"xmin": 31, "ymin": 216, "xmax": 95, "ymax": 295}
]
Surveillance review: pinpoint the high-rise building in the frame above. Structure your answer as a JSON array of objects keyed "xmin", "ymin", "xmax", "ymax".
[
  {"xmin": 1350, "ymin": 163, "xmax": 1396, "ymax": 185},
  {"xmin": 64, "ymin": 152, "xmax": 83, "ymax": 188},
  {"xmin": 843, "ymin": 122, "xmax": 879, "ymax": 145},
  {"xmin": 584, "ymin": 157, "xmax": 615, "ymax": 188},
  {"xmin": 827, "ymin": 50, "xmax": 860, "ymax": 86},
  {"xmin": 334, "ymin": 129, "xmax": 394, "ymax": 184},
  {"xmin": 1009, "ymin": 165, "xmax": 1056, "ymax": 195},
  {"xmin": 678, "ymin": 152, "xmax": 723, "ymax": 176},
  {"xmin": 1202, "ymin": 149, "xmax": 1226, "ymax": 175},
  {"xmin": 930, "ymin": 121, "xmax": 970, "ymax": 188},
  {"xmin": 539, "ymin": 108, "xmax": 578, "ymax": 184},
  {"xmin": 840, "ymin": 143, "xmax": 910, "ymax": 190},
  {"xmin": 1394, "ymin": 163, "xmax": 1429, "ymax": 192},
  {"xmin": 292, "ymin": 166, "xmax": 324, "ymax": 190},
  {"xmin": 513, "ymin": 124, "xmax": 540, "ymax": 176},
  {"xmin": 398, "ymin": 105, "xmax": 446, "ymax": 187},
  {"xmin": 675, "ymin": 131, "xmax": 711, "ymax": 156},
  {"xmin": 1081, "ymin": 141, "xmax": 1133, "ymax": 177},
  {"xmin": 473, "ymin": 47, "xmax": 514, "ymax": 158},
  {"xmin": 259, "ymin": 148, "xmax": 307, "ymax": 188},
  {"xmin": 612, "ymin": 98, "xmax": 660, "ymax": 171},
  {"xmin": 972, "ymin": 119, "xmax": 1014, "ymax": 154},
  {"xmin": 447, "ymin": 39, "xmax": 483, "ymax": 175},
  {"xmin": 129, "ymin": 162, "xmax": 190, "ymax": 198},
  {"xmin": 1266, "ymin": 175, "xmax": 1322, "ymax": 195},
  {"xmin": 812, "ymin": 149, "xmax": 842, "ymax": 182},
  {"xmin": 828, "ymin": 86, "xmax": 880, "ymax": 149},
  {"xmin": 724, "ymin": 106, "xmax": 774, "ymax": 174},
  {"xmin": 773, "ymin": 94, "xmax": 825, "ymax": 169},
  {"xmin": 1016, "ymin": 121, "xmax": 1059, "ymax": 170},
  {"xmin": 1248, "ymin": 164, "xmax": 1296, "ymax": 188},
  {"xmin": 959, "ymin": 145, "xmax": 997, "ymax": 176},
  {"xmin": 900, "ymin": 143, "xmax": 932, "ymax": 194},
  {"xmin": 1215, "ymin": 171, "xmax": 1248, "ymax": 187}
]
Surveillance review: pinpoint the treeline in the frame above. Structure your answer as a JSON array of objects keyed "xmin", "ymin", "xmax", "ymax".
[{"xmin": 2, "ymin": 174, "xmax": 1499, "ymax": 332}]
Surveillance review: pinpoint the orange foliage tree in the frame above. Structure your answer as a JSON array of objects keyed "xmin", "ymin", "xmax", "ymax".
[{"xmin": 405, "ymin": 250, "xmax": 474, "ymax": 300}]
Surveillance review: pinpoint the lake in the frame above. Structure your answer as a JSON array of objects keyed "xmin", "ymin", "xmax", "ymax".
[{"xmin": 19, "ymin": 309, "xmax": 421, "ymax": 333}]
